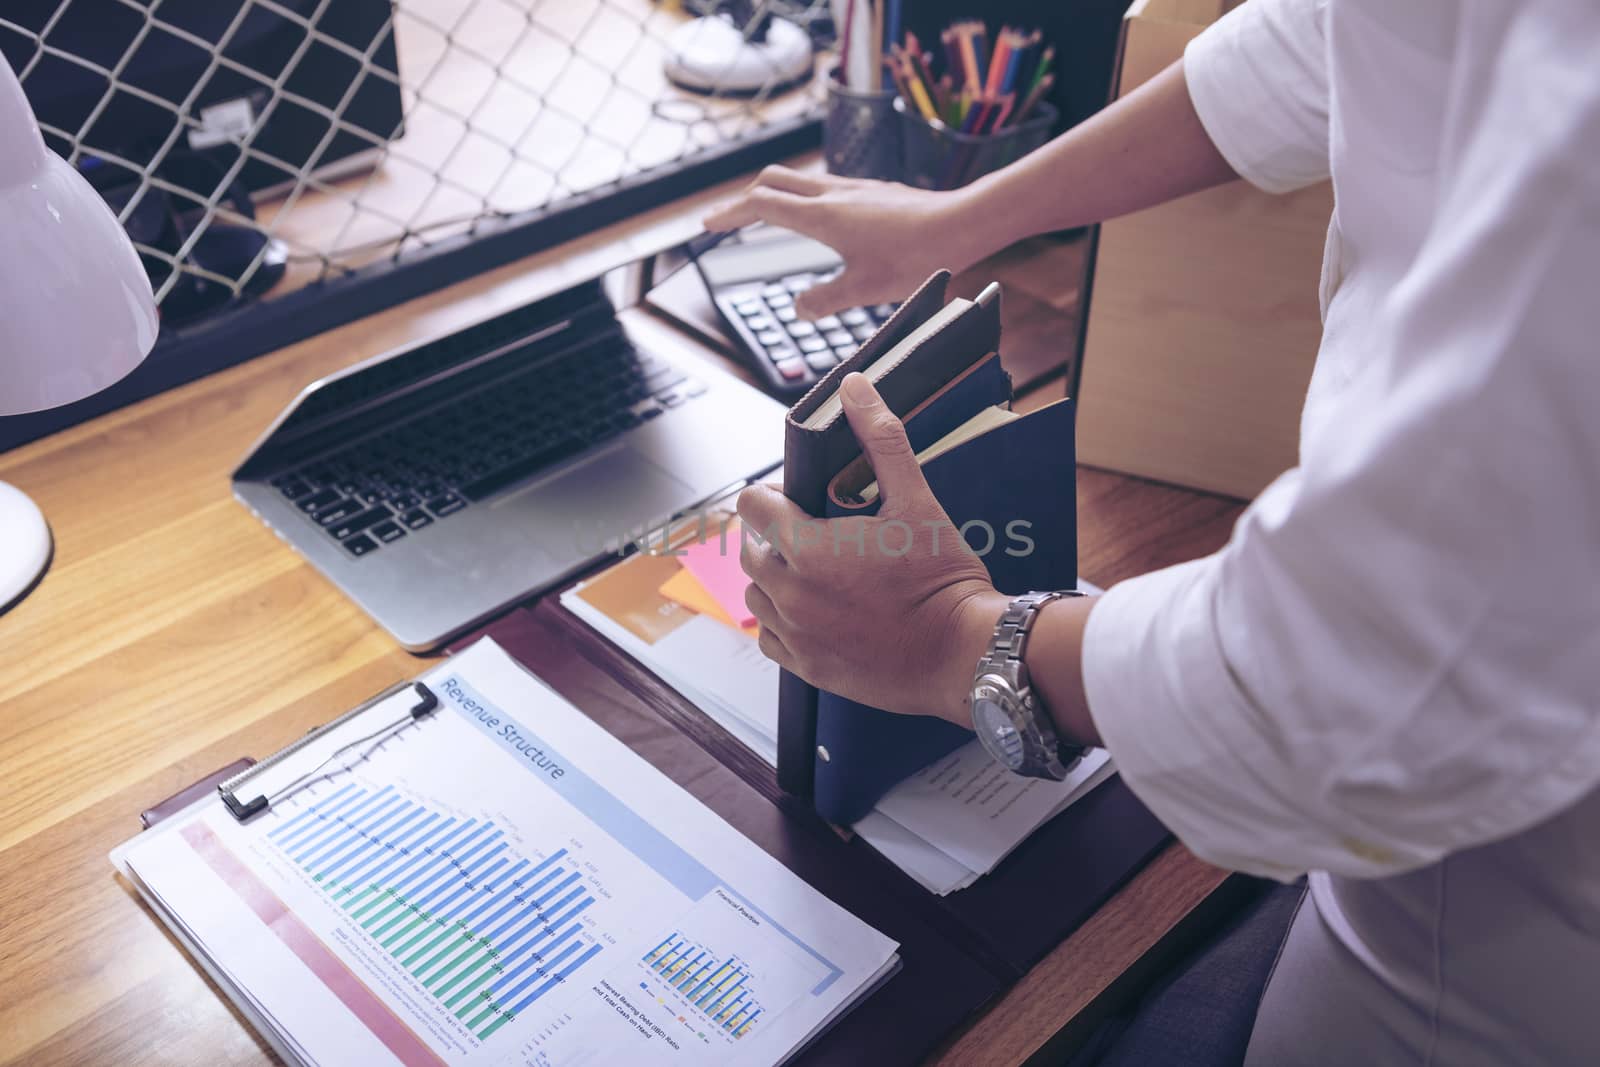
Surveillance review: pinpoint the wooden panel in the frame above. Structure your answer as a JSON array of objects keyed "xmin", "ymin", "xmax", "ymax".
[{"xmin": 1077, "ymin": 1, "xmax": 1332, "ymax": 500}]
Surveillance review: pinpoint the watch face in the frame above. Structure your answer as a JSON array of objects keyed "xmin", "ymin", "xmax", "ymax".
[{"xmin": 973, "ymin": 694, "xmax": 1026, "ymax": 771}]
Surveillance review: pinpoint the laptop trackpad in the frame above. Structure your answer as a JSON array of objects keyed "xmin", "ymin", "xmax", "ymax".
[{"xmin": 491, "ymin": 444, "xmax": 696, "ymax": 545}]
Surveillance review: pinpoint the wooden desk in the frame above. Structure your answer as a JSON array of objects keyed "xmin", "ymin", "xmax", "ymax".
[{"xmin": 0, "ymin": 167, "xmax": 1243, "ymax": 1066}]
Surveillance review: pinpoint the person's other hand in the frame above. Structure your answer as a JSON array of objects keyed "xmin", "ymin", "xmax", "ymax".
[
  {"xmin": 703, "ymin": 166, "xmax": 992, "ymax": 320},
  {"xmin": 737, "ymin": 373, "xmax": 1005, "ymax": 722}
]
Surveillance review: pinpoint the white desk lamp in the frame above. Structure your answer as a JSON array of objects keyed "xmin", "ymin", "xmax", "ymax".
[{"xmin": 0, "ymin": 53, "xmax": 159, "ymax": 611}]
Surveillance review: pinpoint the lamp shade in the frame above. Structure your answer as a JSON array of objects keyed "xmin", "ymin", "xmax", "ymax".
[{"xmin": 0, "ymin": 53, "xmax": 158, "ymax": 417}]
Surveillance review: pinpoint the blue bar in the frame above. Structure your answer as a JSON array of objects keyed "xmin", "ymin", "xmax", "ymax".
[
  {"xmin": 352, "ymin": 819, "xmax": 476, "ymax": 919},
  {"xmin": 508, "ymin": 941, "xmax": 603, "ymax": 1015},
  {"xmin": 336, "ymin": 812, "xmax": 442, "ymax": 894},
  {"xmin": 289, "ymin": 786, "xmax": 396, "ymax": 862},
  {"xmin": 388, "ymin": 821, "xmax": 489, "ymax": 899},
  {"xmin": 268, "ymin": 783, "xmax": 358, "ymax": 841},
  {"xmin": 299, "ymin": 793, "xmax": 405, "ymax": 869},
  {"xmin": 272, "ymin": 786, "xmax": 368, "ymax": 850},
  {"xmin": 715, "ymin": 990, "xmax": 748, "ymax": 1023},
  {"xmin": 492, "ymin": 932, "xmax": 585, "ymax": 1004},
  {"xmin": 489, "ymin": 896, "xmax": 591, "ymax": 978},
  {"xmin": 286, "ymin": 785, "xmax": 394, "ymax": 859},
  {"xmin": 315, "ymin": 801, "xmax": 420, "ymax": 880},
  {"xmin": 696, "ymin": 970, "xmax": 735, "ymax": 1008},
  {"xmin": 736, "ymin": 1009, "xmax": 762, "ymax": 1035},
  {"xmin": 417, "ymin": 854, "xmax": 508, "ymax": 924},
  {"xmin": 705, "ymin": 975, "xmax": 747, "ymax": 1012},
  {"xmin": 673, "ymin": 952, "xmax": 707, "ymax": 988},
  {"xmin": 455, "ymin": 858, "xmax": 530, "ymax": 927},
  {"xmin": 401, "ymin": 827, "xmax": 502, "ymax": 903},
  {"xmin": 414, "ymin": 841, "xmax": 506, "ymax": 912},
  {"xmin": 341, "ymin": 815, "xmax": 454, "ymax": 896},
  {"xmin": 643, "ymin": 934, "xmax": 675, "ymax": 962},
  {"xmin": 684, "ymin": 958, "xmax": 717, "ymax": 991},
  {"xmin": 476, "ymin": 868, "xmax": 567, "ymax": 944},
  {"xmin": 533, "ymin": 871, "xmax": 582, "ymax": 907},
  {"xmin": 689, "ymin": 962, "xmax": 731, "ymax": 1001},
  {"xmin": 480, "ymin": 921, "xmax": 585, "ymax": 996},
  {"xmin": 480, "ymin": 870, "xmax": 573, "ymax": 944},
  {"xmin": 332, "ymin": 802, "xmax": 427, "ymax": 880}
]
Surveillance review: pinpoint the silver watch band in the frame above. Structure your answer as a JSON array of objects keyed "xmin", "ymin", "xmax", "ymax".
[
  {"xmin": 979, "ymin": 590, "xmax": 1086, "ymax": 774},
  {"xmin": 977, "ymin": 590, "xmax": 1076, "ymax": 678}
]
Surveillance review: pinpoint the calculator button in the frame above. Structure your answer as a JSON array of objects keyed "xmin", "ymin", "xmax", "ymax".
[
  {"xmin": 343, "ymin": 533, "xmax": 378, "ymax": 557},
  {"xmin": 840, "ymin": 308, "xmax": 869, "ymax": 326},
  {"xmin": 787, "ymin": 320, "xmax": 817, "ymax": 337},
  {"xmin": 851, "ymin": 323, "xmax": 877, "ymax": 341},
  {"xmin": 756, "ymin": 329, "xmax": 787, "ymax": 347},
  {"xmin": 872, "ymin": 303, "xmax": 897, "ymax": 318},
  {"xmin": 734, "ymin": 299, "xmax": 763, "ymax": 316},
  {"xmin": 813, "ymin": 315, "xmax": 842, "ymax": 331},
  {"xmin": 798, "ymin": 335, "xmax": 828, "ymax": 353},
  {"xmin": 804, "ymin": 352, "xmax": 837, "ymax": 373},
  {"xmin": 766, "ymin": 291, "xmax": 793, "ymax": 308},
  {"xmin": 766, "ymin": 341, "xmax": 800, "ymax": 363},
  {"xmin": 774, "ymin": 306, "xmax": 797, "ymax": 322},
  {"xmin": 823, "ymin": 329, "xmax": 853, "ymax": 347},
  {"xmin": 782, "ymin": 274, "xmax": 813, "ymax": 293},
  {"xmin": 775, "ymin": 358, "xmax": 807, "ymax": 381},
  {"xmin": 834, "ymin": 345, "xmax": 857, "ymax": 360},
  {"xmin": 745, "ymin": 315, "xmax": 776, "ymax": 333},
  {"xmin": 760, "ymin": 284, "xmax": 787, "ymax": 300}
]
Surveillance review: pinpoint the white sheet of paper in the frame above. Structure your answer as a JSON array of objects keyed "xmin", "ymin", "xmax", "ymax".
[
  {"xmin": 852, "ymin": 811, "xmax": 979, "ymax": 896},
  {"xmin": 872, "ymin": 742, "xmax": 1116, "ymax": 875}
]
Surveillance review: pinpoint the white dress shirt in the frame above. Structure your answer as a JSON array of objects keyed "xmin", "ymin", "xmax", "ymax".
[{"xmin": 1081, "ymin": 0, "xmax": 1600, "ymax": 1062}]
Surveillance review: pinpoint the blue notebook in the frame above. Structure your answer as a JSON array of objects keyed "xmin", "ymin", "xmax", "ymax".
[{"xmin": 779, "ymin": 273, "xmax": 1078, "ymax": 824}]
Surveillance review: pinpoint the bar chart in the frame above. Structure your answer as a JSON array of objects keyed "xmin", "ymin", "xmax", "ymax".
[
  {"xmin": 265, "ymin": 783, "xmax": 604, "ymax": 1042},
  {"xmin": 642, "ymin": 932, "xmax": 765, "ymax": 1040}
]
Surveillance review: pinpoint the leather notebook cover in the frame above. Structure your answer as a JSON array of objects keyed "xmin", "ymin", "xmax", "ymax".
[
  {"xmin": 778, "ymin": 271, "xmax": 1004, "ymax": 799},
  {"xmin": 461, "ymin": 604, "xmax": 1006, "ymax": 1067},
  {"xmin": 811, "ymin": 397, "xmax": 1079, "ymax": 825}
]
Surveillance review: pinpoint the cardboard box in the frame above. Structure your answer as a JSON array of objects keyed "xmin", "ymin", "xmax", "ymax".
[{"xmin": 1076, "ymin": 0, "xmax": 1333, "ymax": 500}]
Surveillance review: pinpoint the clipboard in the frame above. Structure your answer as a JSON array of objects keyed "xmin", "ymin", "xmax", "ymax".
[{"xmin": 120, "ymin": 651, "xmax": 1007, "ymax": 1067}]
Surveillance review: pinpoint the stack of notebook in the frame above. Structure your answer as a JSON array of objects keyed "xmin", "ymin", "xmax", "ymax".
[{"xmin": 564, "ymin": 270, "xmax": 1121, "ymax": 895}]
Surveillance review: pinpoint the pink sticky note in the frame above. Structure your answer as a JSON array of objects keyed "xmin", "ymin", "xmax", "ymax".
[{"xmin": 680, "ymin": 536, "xmax": 756, "ymax": 627}]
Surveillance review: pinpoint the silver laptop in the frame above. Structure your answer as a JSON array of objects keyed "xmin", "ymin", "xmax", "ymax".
[{"xmin": 233, "ymin": 246, "xmax": 785, "ymax": 651}]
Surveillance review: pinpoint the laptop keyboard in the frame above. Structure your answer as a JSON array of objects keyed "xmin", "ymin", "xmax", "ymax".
[{"xmin": 269, "ymin": 334, "xmax": 703, "ymax": 559}]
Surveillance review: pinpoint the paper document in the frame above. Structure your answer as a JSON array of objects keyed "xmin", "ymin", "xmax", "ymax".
[
  {"xmin": 561, "ymin": 509, "xmax": 780, "ymax": 765},
  {"xmin": 565, "ymin": 543, "xmax": 1117, "ymax": 897},
  {"xmin": 115, "ymin": 640, "xmax": 896, "ymax": 1067}
]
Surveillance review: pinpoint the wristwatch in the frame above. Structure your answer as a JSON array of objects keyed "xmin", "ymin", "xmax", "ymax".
[{"xmin": 969, "ymin": 591, "xmax": 1087, "ymax": 780}]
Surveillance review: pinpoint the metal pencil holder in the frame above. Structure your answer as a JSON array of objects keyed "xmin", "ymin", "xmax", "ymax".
[
  {"xmin": 824, "ymin": 69, "xmax": 900, "ymax": 181},
  {"xmin": 896, "ymin": 98, "xmax": 1058, "ymax": 191}
]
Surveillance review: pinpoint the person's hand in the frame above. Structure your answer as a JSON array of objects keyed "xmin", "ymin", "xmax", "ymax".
[
  {"xmin": 703, "ymin": 166, "xmax": 997, "ymax": 320},
  {"xmin": 737, "ymin": 373, "xmax": 1007, "ymax": 722}
]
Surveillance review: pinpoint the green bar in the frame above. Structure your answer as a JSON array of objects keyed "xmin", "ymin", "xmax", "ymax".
[
  {"xmin": 363, "ymin": 895, "xmax": 412, "ymax": 927},
  {"xmin": 457, "ymin": 987, "xmax": 499, "ymax": 1022},
  {"xmin": 414, "ymin": 927, "xmax": 483, "ymax": 977},
  {"xmin": 478, "ymin": 1012, "xmax": 513, "ymax": 1041},
  {"xmin": 401, "ymin": 923, "xmax": 465, "ymax": 968},
  {"xmin": 350, "ymin": 888, "xmax": 397, "ymax": 922},
  {"xmin": 426, "ymin": 944, "xmax": 489, "ymax": 993},
  {"xmin": 381, "ymin": 912, "xmax": 433, "ymax": 951},
  {"xmin": 371, "ymin": 899, "xmax": 425, "ymax": 938},
  {"xmin": 466, "ymin": 1001, "xmax": 500, "ymax": 1029},
  {"xmin": 437, "ymin": 954, "xmax": 498, "ymax": 1002},
  {"xmin": 443, "ymin": 962, "xmax": 499, "ymax": 1010}
]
